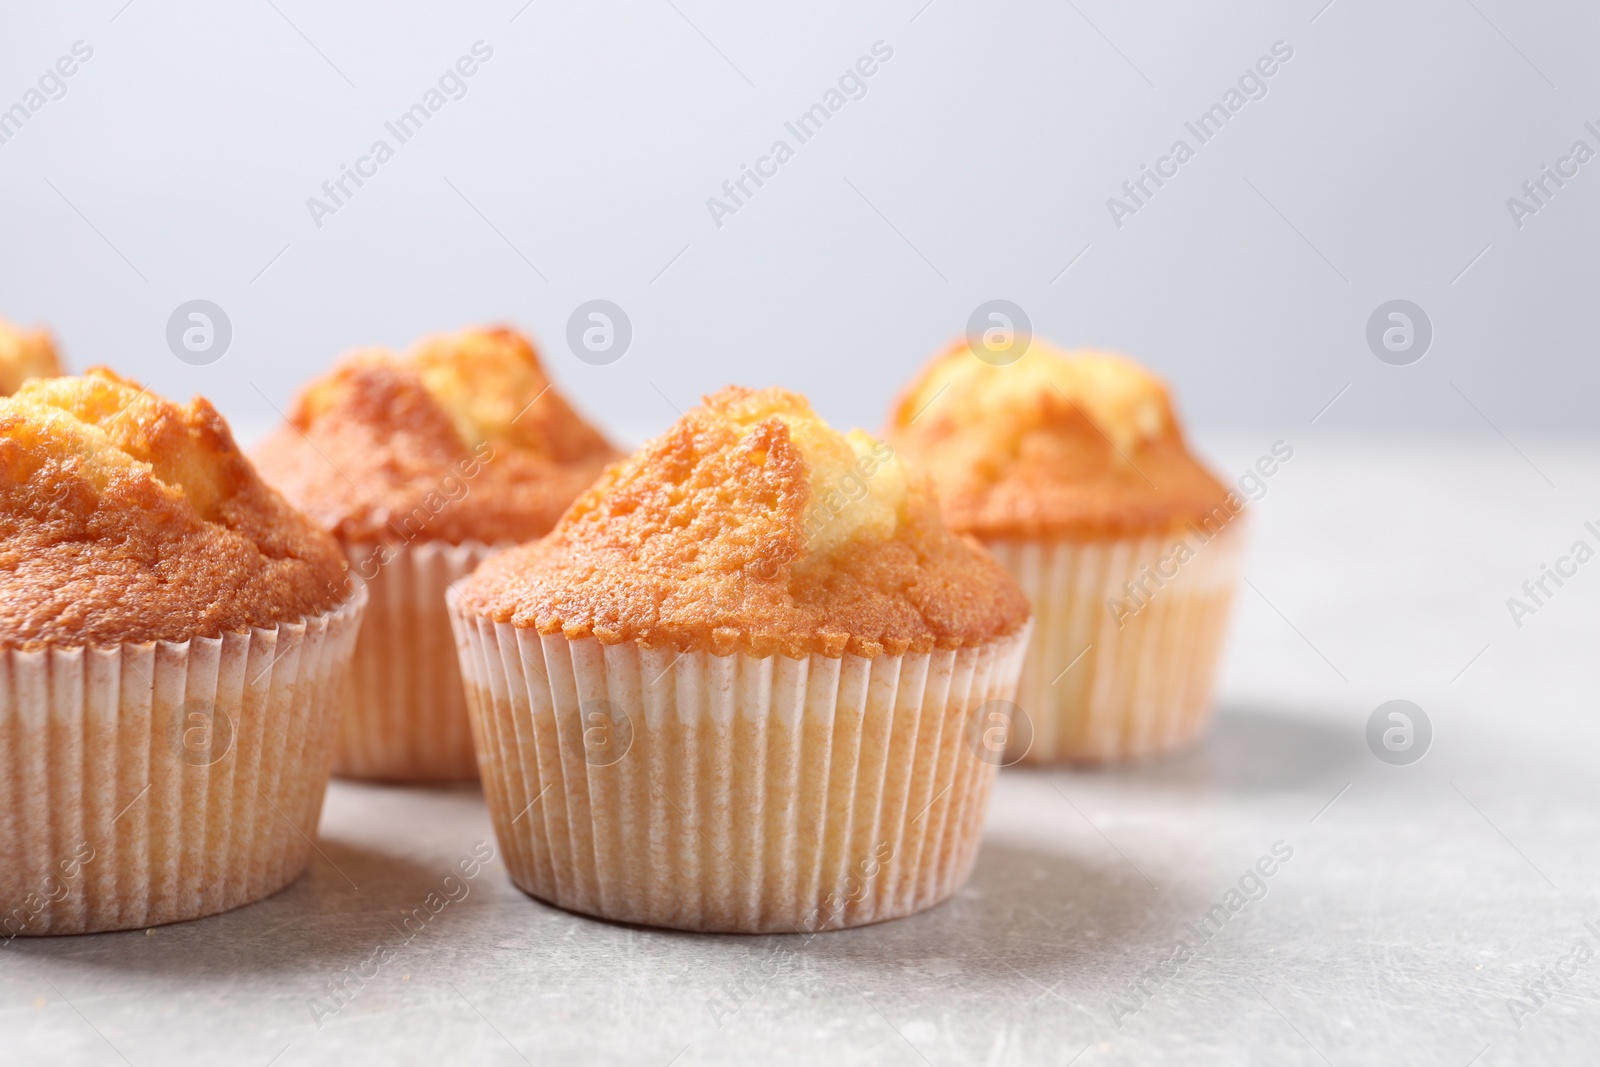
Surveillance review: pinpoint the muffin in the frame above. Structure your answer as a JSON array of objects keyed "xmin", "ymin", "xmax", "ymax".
[
  {"xmin": 449, "ymin": 386, "xmax": 1031, "ymax": 933},
  {"xmin": 252, "ymin": 326, "xmax": 617, "ymax": 781},
  {"xmin": 888, "ymin": 340, "xmax": 1244, "ymax": 764},
  {"xmin": 0, "ymin": 318, "xmax": 64, "ymax": 395},
  {"xmin": 0, "ymin": 369, "xmax": 365, "ymax": 936}
]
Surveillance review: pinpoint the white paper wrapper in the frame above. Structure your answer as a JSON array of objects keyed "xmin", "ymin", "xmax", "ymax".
[
  {"xmin": 986, "ymin": 521, "xmax": 1243, "ymax": 764},
  {"xmin": 335, "ymin": 541, "xmax": 500, "ymax": 781},
  {"xmin": 0, "ymin": 589, "xmax": 366, "ymax": 937},
  {"xmin": 449, "ymin": 592, "xmax": 1030, "ymax": 933}
]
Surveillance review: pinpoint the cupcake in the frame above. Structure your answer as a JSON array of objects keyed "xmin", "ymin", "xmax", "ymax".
[
  {"xmin": 449, "ymin": 386, "xmax": 1031, "ymax": 933},
  {"xmin": 252, "ymin": 327, "xmax": 617, "ymax": 781},
  {"xmin": 0, "ymin": 369, "xmax": 364, "ymax": 936},
  {"xmin": 888, "ymin": 340, "xmax": 1244, "ymax": 764},
  {"xmin": 0, "ymin": 318, "xmax": 63, "ymax": 395}
]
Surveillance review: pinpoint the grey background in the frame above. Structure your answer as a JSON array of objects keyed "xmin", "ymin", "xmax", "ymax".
[
  {"xmin": 1, "ymin": 0, "xmax": 1596, "ymax": 448},
  {"xmin": 5, "ymin": 5, "xmax": 1600, "ymax": 1065}
]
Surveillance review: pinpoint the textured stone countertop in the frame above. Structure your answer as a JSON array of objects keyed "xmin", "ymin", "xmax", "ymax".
[{"xmin": 4, "ymin": 435, "xmax": 1598, "ymax": 1066}]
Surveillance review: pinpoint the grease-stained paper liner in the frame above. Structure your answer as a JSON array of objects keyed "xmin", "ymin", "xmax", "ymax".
[
  {"xmin": 449, "ymin": 592, "xmax": 1030, "ymax": 933},
  {"xmin": 335, "ymin": 541, "xmax": 500, "ymax": 781},
  {"xmin": 986, "ymin": 521, "xmax": 1243, "ymax": 765},
  {"xmin": 0, "ymin": 589, "xmax": 366, "ymax": 937}
]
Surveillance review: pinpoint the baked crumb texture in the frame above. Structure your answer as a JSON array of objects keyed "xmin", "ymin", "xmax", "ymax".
[
  {"xmin": 888, "ymin": 339, "xmax": 1236, "ymax": 540},
  {"xmin": 0, "ymin": 369, "xmax": 347, "ymax": 648},
  {"xmin": 0, "ymin": 319, "xmax": 63, "ymax": 396},
  {"xmin": 459, "ymin": 385, "xmax": 1032, "ymax": 659},
  {"xmin": 251, "ymin": 326, "xmax": 618, "ymax": 545}
]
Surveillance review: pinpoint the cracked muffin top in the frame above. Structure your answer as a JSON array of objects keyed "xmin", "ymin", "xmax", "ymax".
[
  {"xmin": 887, "ymin": 339, "xmax": 1235, "ymax": 540},
  {"xmin": 0, "ymin": 369, "xmax": 348, "ymax": 648},
  {"xmin": 458, "ymin": 385, "xmax": 1031, "ymax": 659},
  {"xmin": 0, "ymin": 319, "xmax": 64, "ymax": 396},
  {"xmin": 251, "ymin": 326, "xmax": 619, "ymax": 546}
]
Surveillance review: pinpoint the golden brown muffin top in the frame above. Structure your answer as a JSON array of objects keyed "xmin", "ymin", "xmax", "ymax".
[
  {"xmin": 0, "ymin": 319, "xmax": 64, "ymax": 396},
  {"xmin": 887, "ymin": 340, "xmax": 1236, "ymax": 540},
  {"xmin": 0, "ymin": 369, "xmax": 348, "ymax": 649},
  {"xmin": 459, "ymin": 386, "xmax": 1031, "ymax": 659},
  {"xmin": 251, "ymin": 326, "xmax": 619, "ymax": 546}
]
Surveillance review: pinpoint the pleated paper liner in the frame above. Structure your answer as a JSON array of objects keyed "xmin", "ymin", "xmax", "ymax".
[
  {"xmin": 986, "ymin": 519, "xmax": 1243, "ymax": 765},
  {"xmin": 449, "ymin": 592, "xmax": 1030, "ymax": 933},
  {"xmin": 335, "ymin": 541, "xmax": 499, "ymax": 781},
  {"xmin": 0, "ymin": 588, "xmax": 366, "ymax": 937}
]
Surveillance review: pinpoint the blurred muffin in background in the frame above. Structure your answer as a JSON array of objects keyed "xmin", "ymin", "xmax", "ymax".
[
  {"xmin": 451, "ymin": 385, "xmax": 1030, "ymax": 932},
  {"xmin": 252, "ymin": 326, "xmax": 619, "ymax": 782},
  {"xmin": 888, "ymin": 339, "xmax": 1244, "ymax": 764},
  {"xmin": 0, "ymin": 319, "xmax": 64, "ymax": 395},
  {"xmin": 0, "ymin": 369, "xmax": 364, "ymax": 935}
]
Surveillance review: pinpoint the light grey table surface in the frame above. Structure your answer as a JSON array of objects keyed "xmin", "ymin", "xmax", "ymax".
[{"xmin": 4, "ymin": 435, "xmax": 1598, "ymax": 1066}]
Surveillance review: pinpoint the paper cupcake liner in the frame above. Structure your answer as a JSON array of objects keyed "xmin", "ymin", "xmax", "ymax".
[
  {"xmin": 986, "ymin": 521, "xmax": 1243, "ymax": 764},
  {"xmin": 449, "ymin": 593, "xmax": 1030, "ymax": 933},
  {"xmin": 0, "ymin": 589, "xmax": 366, "ymax": 937},
  {"xmin": 335, "ymin": 541, "xmax": 500, "ymax": 781}
]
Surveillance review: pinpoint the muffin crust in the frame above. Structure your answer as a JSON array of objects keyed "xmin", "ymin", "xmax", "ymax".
[
  {"xmin": 459, "ymin": 386, "xmax": 1031, "ymax": 659},
  {"xmin": 888, "ymin": 340, "xmax": 1235, "ymax": 540},
  {"xmin": 0, "ymin": 369, "xmax": 347, "ymax": 648},
  {"xmin": 0, "ymin": 319, "xmax": 63, "ymax": 396},
  {"xmin": 251, "ymin": 327, "xmax": 617, "ymax": 545}
]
